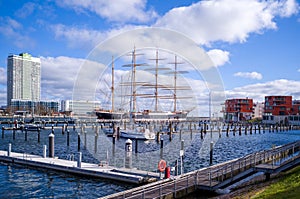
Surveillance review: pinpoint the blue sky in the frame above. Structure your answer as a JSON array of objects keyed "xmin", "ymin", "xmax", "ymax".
[{"xmin": 0, "ymin": 0, "xmax": 300, "ymax": 115}]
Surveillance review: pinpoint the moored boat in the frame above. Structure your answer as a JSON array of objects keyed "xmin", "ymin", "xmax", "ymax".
[{"xmin": 120, "ymin": 128, "xmax": 155, "ymax": 140}]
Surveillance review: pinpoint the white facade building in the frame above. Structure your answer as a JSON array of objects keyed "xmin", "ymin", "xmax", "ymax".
[
  {"xmin": 61, "ymin": 100, "xmax": 101, "ymax": 115},
  {"xmin": 7, "ymin": 53, "xmax": 41, "ymax": 106},
  {"xmin": 253, "ymin": 102, "xmax": 264, "ymax": 119}
]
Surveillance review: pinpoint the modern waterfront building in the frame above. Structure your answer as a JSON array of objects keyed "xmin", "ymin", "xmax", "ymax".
[
  {"xmin": 264, "ymin": 96, "xmax": 292, "ymax": 116},
  {"xmin": 10, "ymin": 99, "xmax": 59, "ymax": 115},
  {"xmin": 224, "ymin": 98, "xmax": 253, "ymax": 122},
  {"xmin": 262, "ymin": 96, "xmax": 295, "ymax": 125},
  {"xmin": 252, "ymin": 102, "xmax": 264, "ymax": 119},
  {"xmin": 292, "ymin": 100, "xmax": 300, "ymax": 115},
  {"xmin": 61, "ymin": 100, "xmax": 101, "ymax": 115},
  {"xmin": 7, "ymin": 53, "xmax": 41, "ymax": 107}
]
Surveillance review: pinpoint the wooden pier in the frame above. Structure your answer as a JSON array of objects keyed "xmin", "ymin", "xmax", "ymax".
[
  {"xmin": 0, "ymin": 150, "xmax": 159, "ymax": 185},
  {"xmin": 101, "ymin": 140, "xmax": 300, "ymax": 199}
]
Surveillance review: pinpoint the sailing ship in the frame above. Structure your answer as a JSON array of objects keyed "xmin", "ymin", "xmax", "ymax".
[{"xmin": 95, "ymin": 48, "xmax": 191, "ymax": 121}]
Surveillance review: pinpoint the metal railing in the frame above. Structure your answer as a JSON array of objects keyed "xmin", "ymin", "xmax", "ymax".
[{"xmin": 101, "ymin": 140, "xmax": 300, "ymax": 199}]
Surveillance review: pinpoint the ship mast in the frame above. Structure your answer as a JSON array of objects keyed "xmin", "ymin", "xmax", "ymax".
[
  {"xmin": 148, "ymin": 49, "xmax": 166, "ymax": 112},
  {"xmin": 132, "ymin": 47, "xmax": 137, "ymax": 114},
  {"xmin": 174, "ymin": 55, "xmax": 177, "ymax": 113},
  {"xmin": 168, "ymin": 55, "xmax": 184, "ymax": 113},
  {"xmin": 155, "ymin": 50, "xmax": 158, "ymax": 112},
  {"xmin": 111, "ymin": 56, "xmax": 115, "ymax": 112}
]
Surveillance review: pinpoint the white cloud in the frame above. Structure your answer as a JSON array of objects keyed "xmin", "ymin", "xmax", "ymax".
[
  {"xmin": 226, "ymin": 79, "xmax": 300, "ymax": 102},
  {"xmin": 15, "ymin": 2, "xmax": 36, "ymax": 18},
  {"xmin": 155, "ymin": 0, "xmax": 299, "ymax": 45},
  {"xmin": 298, "ymin": 68, "xmax": 300, "ymax": 72},
  {"xmin": 55, "ymin": 0, "xmax": 157, "ymax": 23},
  {"xmin": 0, "ymin": 17, "xmax": 34, "ymax": 48},
  {"xmin": 50, "ymin": 0, "xmax": 299, "ymax": 71},
  {"xmin": 51, "ymin": 24, "xmax": 141, "ymax": 49},
  {"xmin": 51, "ymin": 24, "xmax": 105, "ymax": 49},
  {"xmin": 207, "ymin": 49, "xmax": 230, "ymax": 67},
  {"xmin": 272, "ymin": 0, "xmax": 299, "ymax": 17},
  {"xmin": 40, "ymin": 56, "xmax": 85, "ymax": 100},
  {"xmin": 234, "ymin": 71, "xmax": 263, "ymax": 80},
  {"xmin": 0, "ymin": 67, "xmax": 6, "ymax": 85}
]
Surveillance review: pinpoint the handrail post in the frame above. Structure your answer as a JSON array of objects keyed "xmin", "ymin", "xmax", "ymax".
[
  {"xmin": 209, "ymin": 172, "xmax": 211, "ymax": 187},
  {"xmin": 292, "ymin": 145, "xmax": 295, "ymax": 161},
  {"xmin": 174, "ymin": 178, "xmax": 176, "ymax": 198},
  {"xmin": 186, "ymin": 175, "xmax": 189, "ymax": 194},
  {"xmin": 231, "ymin": 163, "xmax": 233, "ymax": 178},
  {"xmin": 159, "ymin": 181, "xmax": 161, "ymax": 198}
]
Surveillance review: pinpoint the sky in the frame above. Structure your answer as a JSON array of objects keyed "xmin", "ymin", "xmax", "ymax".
[{"xmin": 0, "ymin": 0, "xmax": 300, "ymax": 116}]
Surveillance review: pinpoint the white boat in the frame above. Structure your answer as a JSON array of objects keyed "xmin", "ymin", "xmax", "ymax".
[
  {"xmin": 120, "ymin": 128, "xmax": 155, "ymax": 140},
  {"xmin": 22, "ymin": 123, "xmax": 41, "ymax": 131}
]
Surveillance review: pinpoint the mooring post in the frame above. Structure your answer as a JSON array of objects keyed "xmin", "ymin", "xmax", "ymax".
[
  {"xmin": 95, "ymin": 125, "xmax": 99, "ymax": 135},
  {"xmin": 49, "ymin": 132, "xmax": 55, "ymax": 158},
  {"xmin": 112, "ymin": 135, "xmax": 116, "ymax": 145},
  {"xmin": 226, "ymin": 126, "xmax": 229, "ymax": 137},
  {"xmin": 210, "ymin": 141, "xmax": 214, "ymax": 165},
  {"xmin": 8, "ymin": 143, "xmax": 11, "ymax": 157},
  {"xmin": 38, "ymin": 127, "xmax": 40, "ymax": 143},
  {"xmin": 81, "ymin": 125, "xmax": 84, "ymax": 134},
  {"xmin": 125, "ymin": 139, "xmax": 132, "ymax": 169},
  {"xmin": 135, "ymin": 140, "xmax": 138, "ymax": 153},
  {"xmin": 84, "ymin": 131, "xmax": 87, "ymax": 149},
  {"xmin": 2, "ymin": 126, "xmax": 4, "ymax": 139},
  {"xmin": 94, "ymin": 133, "xmax": 98, "ymax": 153},
  {"xmin": 43, "ymin": 145, "xmax": 47, "ymax": 158},
  {"xmin": 160, "ymin": 138, "xmax": 164, "ymax": 149},
  {"xmin": 25, "ymin": 128, "xmax": 28, "ymax": 141},
  {"xmin": 62, "ymin": 125, "xmax": 65, "ymax": 134},
  {"xmin": 77, "ymin": 152, "xmax": 82, "ymax": 168},
  {"xmin": 77, "ymin": 133, "xmax": 81, "ymax": 151},
  {"xmin": 156, "ymin": 132, "xmax": 160, "ymax": 143},
  {"xmin": 117, "ymin": 126, "xmax": 120, "ymax": 139},
  {"xmin": 13, "ymin": 127, "xmax": 16, "ymax": 140},
  {"xmin": 67, "ymin": 130, "xmax": 70, "ymax": 146}
]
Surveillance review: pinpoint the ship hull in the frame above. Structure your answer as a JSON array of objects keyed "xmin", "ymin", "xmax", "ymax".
[
  {"xmin": 135, "ymin": 112, "xmax": 188, "ymax": 120},
  {"xmin": 96, "ymin": 111, "xmax": 188, "ymax": 120},
  {"xmin": 95, "ymin": 111, "xmax": 126, "ymax": 120}
]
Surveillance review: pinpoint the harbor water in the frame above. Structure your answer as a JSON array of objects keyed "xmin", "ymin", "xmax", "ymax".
[{"xmin": 0, "ymin": 123, "xmax": 299, "ymax": 198}]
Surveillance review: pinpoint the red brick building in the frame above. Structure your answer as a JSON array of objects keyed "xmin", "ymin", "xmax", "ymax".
[
  {"xmin": 264, "ymin": 96, "xmax": 292, "ymax": 116},
  {"xmin": 292, "ymin": 100, "xmax": 300, "ymax": 115},
  {"xmin": 225, "ymin": 98, "xmax": 253, "ymax": 122}
]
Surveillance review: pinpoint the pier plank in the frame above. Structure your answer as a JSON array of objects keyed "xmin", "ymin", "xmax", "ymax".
[{"xmin": 0, "ymin": 150, "xmax": 159, "ymax": 184}]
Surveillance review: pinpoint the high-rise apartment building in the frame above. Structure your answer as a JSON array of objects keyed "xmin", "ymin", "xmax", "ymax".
[{"xmin": 7, "ymin": 53, "xmax": 41, "ymax": 106}]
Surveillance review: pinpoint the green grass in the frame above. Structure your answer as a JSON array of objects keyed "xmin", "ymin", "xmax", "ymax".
[{"xmin": 252, "ymin": 165, "xmax": 300, "ymax": 199}]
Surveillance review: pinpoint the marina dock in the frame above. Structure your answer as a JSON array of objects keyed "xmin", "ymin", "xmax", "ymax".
[
  {"xmin": 0, "ymin": 150, "xmax": 159, "ymax": 185},
  {"xmin": 101, "ymin": 140, "xmax": 300, "ymax": 199}
]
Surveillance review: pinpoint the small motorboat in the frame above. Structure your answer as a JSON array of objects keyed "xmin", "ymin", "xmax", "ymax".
[
  {"xmin": 120, "ymin": 128, "xmax": 155, "ymax": 140},
  {"xmin": 22, "ymin": 124, "xmax": 41, "ymax": 131}
]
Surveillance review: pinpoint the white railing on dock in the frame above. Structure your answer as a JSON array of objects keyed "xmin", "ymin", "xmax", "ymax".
[{"xmin": 101, "ymin": 140, "xmax": 300, "ymax": 199}]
